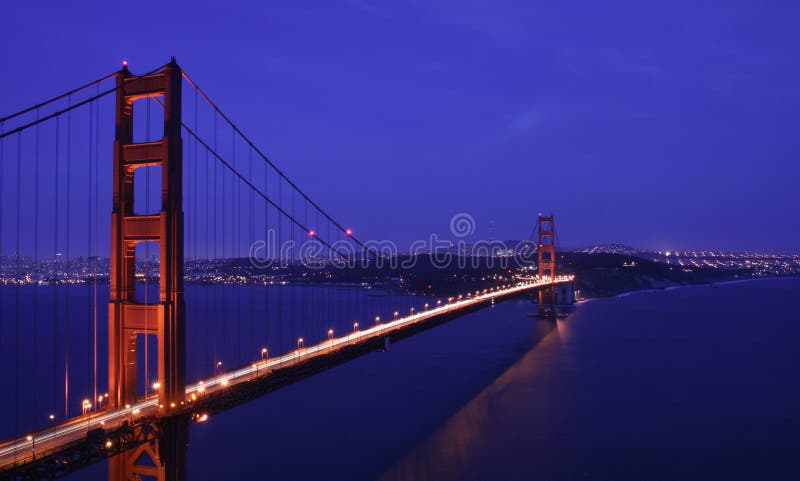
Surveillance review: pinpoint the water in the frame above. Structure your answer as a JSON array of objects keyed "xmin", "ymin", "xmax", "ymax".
[
  {"xmin": 0, "ymin": 282, "xmax": 428, "ymax": 440},
  {"xmin": 6, "ymin": 278, "xmax": 800, "ymax": 480}
]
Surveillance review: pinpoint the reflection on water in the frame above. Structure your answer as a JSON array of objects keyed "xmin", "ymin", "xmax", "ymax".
[
  {"xmin": 378, "ymin": 278, "xmax": 800, "ymax": 481},
  {"xmin": 379, "ymin": 322, "xmax": 564, "ymax": 481}
]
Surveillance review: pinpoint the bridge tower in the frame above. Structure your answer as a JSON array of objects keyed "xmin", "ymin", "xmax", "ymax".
[
  {"xmin": 108, "ymin": 58, "xmax": 187, "ymax": 481},
  {"xmin": 537, "ymin": 214, "xmax": 557, "ymax": 318}
]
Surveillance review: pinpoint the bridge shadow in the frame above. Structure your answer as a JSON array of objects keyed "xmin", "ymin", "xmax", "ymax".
[{"xmin": 377, "ymin": 316, "xmax": 566, "ymax": 481}]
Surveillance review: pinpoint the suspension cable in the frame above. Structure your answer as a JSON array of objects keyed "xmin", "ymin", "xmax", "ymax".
[
  {"xmin": 0, "ymin": 64, "xmax": 168, "ymax": 141},
  {"xmin": 180, "ymin": 71, "xmax": 369, "ymax": 252},
  {"xmin": 180, "ymin": 123, "xmax": 353, "ymax": 259},
  {"xmin": 0, "ymin": 71, "xmax": 117, "ymax": 124}
]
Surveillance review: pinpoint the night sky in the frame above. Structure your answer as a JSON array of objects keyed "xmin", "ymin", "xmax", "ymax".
[{"xmin": 1, "ymin": 0, "xmax": 798, "ymax": 252}]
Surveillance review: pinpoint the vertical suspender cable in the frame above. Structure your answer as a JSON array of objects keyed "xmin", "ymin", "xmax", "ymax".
[
  {"xmin": 93, "ymin": 86, "xmax": 99, "ymax": 402},
  {"xmin": 213, "ymin": 112, "xmax": 218, "ymax": 373},
  {"xmin": 15, "ymin": 132, "xmax": 22, "ymax": 439},
  {"xmin": 144, "ymin": 98, "xmax": 150, "ymax": 396},
  {"xmin": 65, "ymin": 96, "xmax": 71, "ymax": 419},
  {"xmin": 192, "ymin": 87, "xmax": 199, "ymax": 372},
  {"xmin": 291, "ymin": 191, "xmax": 296, "ymax": 347},
  {"xmin": 221, "ymin": 118, "xmax": 227, "ymax": 364},
  {"xmin": 205, "ymin": 146, "xmax": 211, "ymax": 376},
  {"xmin": 87, "ymin": 100, "xmax": 93, "ymax": 407},
  {"xmin": 220, "ymin": 116, "xmax": 230, "ymax": 364},
  {"xmin": 303, "ymin": 199, "xmax": 308, "ymax": 343},
  {"xmin": 232, "ymin": 128, "xmax": 239, "ymax": 365},
  {"xmin": 263, "ymin": 144, "xmax": 269, "ymax": 354},
  {"xmin": 34, "ymin": 109, "xmax": 40, "ymax": 428},
  {"xmin": 206, "ymin": 146, "xmax": 211, "ymax": 376},
  {"xmin": 249, "ymin": 146, "xmax": 255, "ymax": 358},
  {"xmin": 52, "ymin": 117, "xmax": 59, "ymax": 416}
]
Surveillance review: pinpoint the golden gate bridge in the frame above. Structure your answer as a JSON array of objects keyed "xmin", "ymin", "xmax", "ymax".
[{"xmin": 0, "ymin": 58, "xmax": 572, "ymax": 480}]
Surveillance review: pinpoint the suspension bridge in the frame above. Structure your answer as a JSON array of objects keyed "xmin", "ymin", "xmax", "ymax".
[{"xmin": 0, "ymin": 59, "xmax": 573, "ymax": 481}]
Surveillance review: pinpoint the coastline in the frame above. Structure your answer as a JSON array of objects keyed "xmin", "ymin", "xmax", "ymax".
[{"xmin": 578, "ymin": 275, "xmax": 799, "ymax": 302}]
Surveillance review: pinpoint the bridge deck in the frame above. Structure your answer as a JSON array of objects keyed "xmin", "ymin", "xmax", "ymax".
[{"xmin": 0, "ymin": 277, "xmax": 572, "ymax": 476}]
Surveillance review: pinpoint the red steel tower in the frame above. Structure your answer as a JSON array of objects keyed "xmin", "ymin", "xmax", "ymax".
[
  {"xmin": 537, "ymin": 214, "xmax": 557, "ymax": 317},
  {"xmin": 108, "ymin": 58, "xmax": 186, "ymax": 481}
]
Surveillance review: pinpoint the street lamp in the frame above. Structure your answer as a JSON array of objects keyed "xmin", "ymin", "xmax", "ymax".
[
  {"xmin": 424, "ymin": 303, "xmax": 429, "ymax": 310},
  {"xmin": 353, "ymin": 322, "xmax": 359, "ymax": 332},
  {"xmin": 81, "ymin": 399, "xmax": 91, "ymax": 416},
  {"xmin": 215, "ymin": 361, "xmax": 223, "ymax": 377},
  {"xmin": 328, "ymin": 329, "xmax": 334, "ymax": 340},
  {"xmin": 374, "ymin": 316, "xmax": 380, "ymax": 325},
  {"xmin": 296, "ymin": 338, "xmax": 304, "ymax": 363},
  {"xmin": 261, "ymin": 347, "xmax": 268, "ymax": 361}
]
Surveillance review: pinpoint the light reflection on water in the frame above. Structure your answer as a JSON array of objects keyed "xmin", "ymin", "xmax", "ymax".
[
  {"xmin": 379, "ymin": 323, "xmax": 565, "ymax": 481},
  {"xmin": 377, "ymin": 278, "xmax": 800, "ymax": 481}
]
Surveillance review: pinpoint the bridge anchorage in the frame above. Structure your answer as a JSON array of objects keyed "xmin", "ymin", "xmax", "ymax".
[{"xmin": 0, "ymin": 58, "xmax": 576, "ymax": 481}]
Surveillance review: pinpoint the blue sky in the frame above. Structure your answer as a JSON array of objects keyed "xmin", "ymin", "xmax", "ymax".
[{"xmin": 1, "ymin": 0, "xmax": 798, "ymax": 252}]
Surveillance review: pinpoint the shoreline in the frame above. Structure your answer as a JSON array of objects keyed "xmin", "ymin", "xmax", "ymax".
[{"xmin": 577, "ymin": 275, "xmax": 799, "ymax": 303}]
